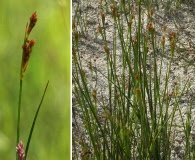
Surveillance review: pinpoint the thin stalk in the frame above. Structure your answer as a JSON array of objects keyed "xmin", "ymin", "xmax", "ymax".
[
  {"xmin": 25, "ymin": 81, "xmax": 49, "ymax": 159},
  {"xmin": 16, "ymin": 22, "xmax": 29, "ymax": 158},
  {"xmin": 16, "ymin": 12, "xmax": 37, "ymax": 160},
  {"xmin": 16, "ymin": 78, "xmax": 23, "ymax": 160}
]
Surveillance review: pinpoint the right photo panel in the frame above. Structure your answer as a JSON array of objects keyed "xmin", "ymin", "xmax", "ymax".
[{"xmin": 72, "ymin": 0, "xmax": 195, "ymax": 159}]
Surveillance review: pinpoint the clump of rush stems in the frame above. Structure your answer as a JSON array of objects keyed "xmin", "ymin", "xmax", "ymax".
[
  {"xmin": 72, "ymin": 0, "xmax": 194, "ymax": 159},
  {"xmin": 16, "ymin": 12, "xmax": 49, "ymax": 160}
]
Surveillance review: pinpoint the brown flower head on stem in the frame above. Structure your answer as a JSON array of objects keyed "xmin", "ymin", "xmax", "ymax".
[
  {"xmin": 21, "ymin": 39, "xmax": 35, "ymax": 78},
  {"xmin": 104, "ymin": 42, "xmax": 109, "ymax": 54},
  {"xmin": 135, "ymin": 73, "xmax": 139, "ymax": 80},
  {"xmin": 147, "ymin": 22, "xmax": 155, "ymax": 33},
  {"xmin": 101, "ymin": 12, "xmax": 105, "ymax": 23},
  {"xmin": 97, "ymin": 24, "xmax": 102, "ymax": 34},
  {"xmin": 16, "ymin": 141, "xmax": 25, "ymax": 160},
  {"xmin": 92, "ymin": 89, "xmax": 97, "ymax": 100},
  {"xmin": 20, "ymin": 12, "xmax": 37, "ymax": 79},
  {"xmin": 27, "ymin": 12, "xmax": 37, "ymax": 35},
  {"xmin": 168, "ymin": 31, "xmax": 177, "ymax": 52}
]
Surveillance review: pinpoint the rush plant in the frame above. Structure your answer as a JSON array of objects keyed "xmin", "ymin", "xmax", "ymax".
[
  {"xmin": 72, "ymin": 0, "xmax": 194, "ymax": 159},
  {"xmin": 16, "ymin": 12, "xmax": 49, "ymax": 160}
]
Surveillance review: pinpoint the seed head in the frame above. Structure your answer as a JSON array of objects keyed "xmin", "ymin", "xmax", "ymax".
[
  {"xmin": 98, "ymin": 24, "xmax": 102, "ymax": 34},
  {"xmin": 92, "ymin": 89, "xmax": 97, "ymax": 99},
  {"xmin": 20, "ymin": 12, "xmax": 37, "ymax": 79},
  {"xmin": 135, "ymin": 74, "xmax": 139, "ymax": 80},
  {"xmin": 27, "ymin": 12, "xmax": 37, "ymax": 35},
  {"xmin": 101, "ymin": 12, "xmax": 105, "ymax": 23},
  {"xmin": 104, "ymin": 42, "xmax": 109, "ymax": 54},
  {"xmin": 147, "ymin": 22, "xmax": 155, "ymax": 33},
  {"xmin": 21, "ymin": 39, "xmax": 35, "ymax": 79}
]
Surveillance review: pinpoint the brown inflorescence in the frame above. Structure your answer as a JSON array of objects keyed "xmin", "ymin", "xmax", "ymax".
[
  {"xmin": 97, "ymin": 24, "xmax": 102, "ymax": 34},
  {"xmin": 92, "ymin": 89, "xmax": 97, "ymax": 100},
  {"xmin": 161, "ymin": 36, "xmax": 165, "ymax": 44},
  {"xmin": 135, "ymin": 88, "xmax": 142, "ymax": 101},
  {"xmin": 135, "ymin": 88, "xmax": 141, "ymax": 94},
  {"xmin": 110, "ymin": 4, "xmax": 117, "ymax": 17},
  {"xmin": 146, "ymin": 46, "xmax": 149, "ymax": 53},
  {"xmin": 81, "ymin": 150, "xmax": 92, "ymax": 158},
  {"xmin": 128, "ymin": 14, "xmax": 134, "ymax": 28},
  {"xmin": 168, "ymin": 31, "xmax": 177, "ymax": 52},
  {"xmin": 168, "ymin": 31, "xmax": 176, "ymax": 42},
  {"xmin": 148, "ymin": 9, "xmax": 153, "ymax": 19},
  {"xmin": 27, "ymin": 12, "xmax": 37, "ymax": 35},
  {"xmin": 135, "ymin": 73, "xmax": 139, "ymax": 80},
  {"xmin": 101, "ymin": 12, "xmax": 105, "ymax": 23},
  {"xmin": 21, "ymin": 39, "xmax": 35, "ymax": 78},
  {"xmin": 21, "ymin": 12, "xmax": 37, "ymax": 79},
  {"xmin": 161, "ymin": 36, "xmax": 165, "ymax": 48},
  {"xmin": 81, "ymin": 70, "xmax": 86, "ymax": 77},
  {"xmin": 116, "ymin": 12, "xmax": 120, "ymax": 18},
  {"xmin": 104, "ymin": 42, "xmax": 109, "ymax": 54},
  {"xmin": 147, "ymin": 22, "xmax": 155, "ymax": 33}
]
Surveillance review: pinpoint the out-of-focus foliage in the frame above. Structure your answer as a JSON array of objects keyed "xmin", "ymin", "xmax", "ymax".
[{"xmin": 0, "ymin": 0, "xmax": 70, "ymax": 159}]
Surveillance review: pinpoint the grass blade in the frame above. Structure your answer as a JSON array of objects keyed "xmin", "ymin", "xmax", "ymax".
[{"xmin": 25, "ymin": 80, "xmax": 49, "ymax": 159}]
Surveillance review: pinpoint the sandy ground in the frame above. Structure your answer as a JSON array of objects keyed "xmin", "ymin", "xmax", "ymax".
[{"xmin": 72, "ymin": 1, "xmax": 195, "ymax": 159}]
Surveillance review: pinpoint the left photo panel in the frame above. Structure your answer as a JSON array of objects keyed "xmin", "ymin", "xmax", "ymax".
[{"xmin": 0, "ymin": 0, "xmax": 70, "ymax": 159}]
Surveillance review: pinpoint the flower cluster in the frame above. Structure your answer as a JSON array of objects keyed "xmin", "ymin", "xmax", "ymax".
[
  {"xmin": 27, "ymin": 12, "xmax": 37, "ymax": 34},
  {"xmin": 21, "ymin": 12, "xmax": 37, "ymax": 79},
  {"xmin": 168, "ymin": 31, "xmax": 177, "ymax": 53},
  {"xmin": 147, "ymin": 22, "xmax": 155, "ymax": 33},
  {"xmin": 22, "ymin": 39, "xmax": 35, "ymax": 75},
  {"xmin": 16, "ymin": 141, "xmax": 25, "ymax": 160}
]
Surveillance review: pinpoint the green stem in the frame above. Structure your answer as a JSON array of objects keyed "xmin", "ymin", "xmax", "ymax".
[
  {"xmin": 25, "ymin": 81, "xmax": 49, "ymax": 160},
  {"xmin": 16, "ymin": 79, "xmax": 23, "ymax": 160}
]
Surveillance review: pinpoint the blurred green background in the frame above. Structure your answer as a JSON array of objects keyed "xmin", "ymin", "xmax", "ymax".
[{"xmin": 0, "ymin": 0, "xmax": 70, "ymax": 159}]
